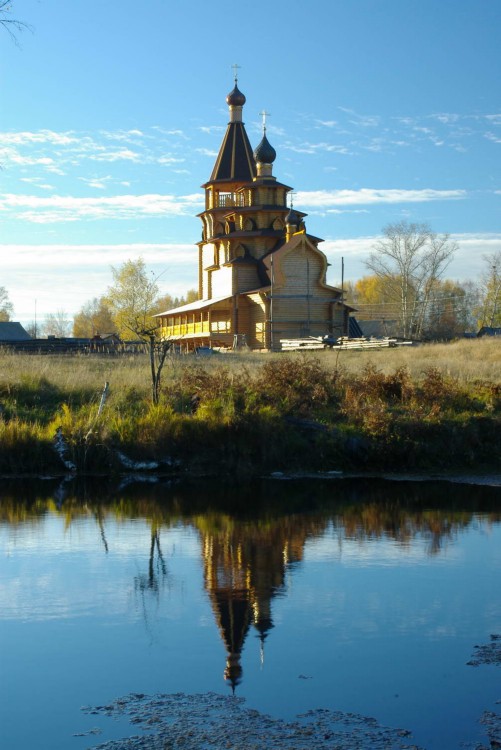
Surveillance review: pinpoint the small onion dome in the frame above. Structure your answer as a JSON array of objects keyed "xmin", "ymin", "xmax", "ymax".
[
  {"xmin": 226, "ymin": 84, "xmax": 246, "ymax": 107},
  {"xmin": 285, "ymin": 207, "xmax": 300, "ymax": 225},
  {"xmin": 253, "ymin": 133, "xmax": 276, "ymax": 164}
]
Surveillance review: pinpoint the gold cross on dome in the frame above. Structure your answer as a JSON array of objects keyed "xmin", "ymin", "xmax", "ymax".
[{"xmin": 231, "ymin": 63, "xmax": 241, "ymax": 82}]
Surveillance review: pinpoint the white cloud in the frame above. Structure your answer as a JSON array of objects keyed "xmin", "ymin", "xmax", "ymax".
[
  {"xmin": 323, "ymin": 233, "xmax": 501, "ymax": 285},
  {"xmin": 89, "ymin": 148, "xmax": 143, "ymax": 163},
  {"xmin": 338, "ymin": 107, "xmax": 380, "ymax": 127},
  {"xmin": 485, "ymin": 132, "xmax": 501, "ymax": 144},
  {"xmin": 79, "ymin": 176, "xmax": 114, "ymax": 189},
  {"xmin": 0, "ymin": 147, "xmax": 55, "ymax": 166},
  {"xmin": 101, "ymin": 129, "xmax": 145, "ymax": 141},
  {"xmin": 1, "ymin": 243, "xmax": 197, "ymax": 268},
  {"xmin": 484, "ymin": 114, "xmax": 501, "ymax": 125},
  {"xmin": 1, "ymin": 243, "xmax": 199, "ymax": 322},
  {"xmin": 20, "ymin": 177, "xmax": 55, "ymax": 190},
  {"xmin": 0, "ymin": 130, "xmax": 78, "ymax": 146},
  {"xmin": 284, "ymin": 142, "xmax": 352, "ymax": 155},
  {"xmin": 157, "ymin": 155, "xmax": 185, "ymax": 165},
  {"xmin": 295, "ymin": 188, "xmax": 467, "ymax": 208},
  {"xmin": 0, "ymin": 192, "xmax": 203, "ymax": 222},
  {"xmin": 316, "ymin": 120, "xmax": 338, "ymax": 128},
  {"xmin": 152, "ymin": 126, "xmax": 190, "ymax": 140},
  {"xmin": 3, "ymin": 235, "xmax": 500, "ymax": 323},
  {"xmin": 198, "ymin": 125, "xmax": 225, "ymax": 135},
  {"xmin": 195, "ymin": 147, "xmax": 218, "ymax": 157},
  {"xmin": 429, "ymin": 113, "xmax": 461, "ymax": 125}
]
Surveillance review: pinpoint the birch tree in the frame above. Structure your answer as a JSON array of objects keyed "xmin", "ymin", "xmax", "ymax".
[
  {"xmin": 476, "ymin": 251, "xmax": 501, "ymax": 328},
  {"xmin": 105, "ymin": 258, "xmax": 171, "ymax": 405},
  {"xmin": 0, "ymin": 286, "xmax": 13, "ymax": 321},
  {"xmin": 366, "ymin": 221, "xmax": 458, "ymax": 338}
]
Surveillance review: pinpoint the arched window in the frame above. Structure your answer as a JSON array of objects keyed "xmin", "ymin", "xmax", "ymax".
[
  {"xmin": 272, "ymin": 217, "xmax": 284, "ymax": 231},
  {"xmin": 243, "ymin": 218, "xmax": 256, "ymax": 231}
]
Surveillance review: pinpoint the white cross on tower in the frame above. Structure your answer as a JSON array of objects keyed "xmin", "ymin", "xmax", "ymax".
[
  {"xmin": 259, "ymin": 110, "xmax": 271, "ymax": 132},
  {"xmin": 231, "ymin": 63, "xmax": 241, "ymax": 82}
]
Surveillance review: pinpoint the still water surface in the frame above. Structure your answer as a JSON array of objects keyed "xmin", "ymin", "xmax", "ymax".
[{"xmin": 0, "ymin": 477, "xmax": 500, "ymax": 750}]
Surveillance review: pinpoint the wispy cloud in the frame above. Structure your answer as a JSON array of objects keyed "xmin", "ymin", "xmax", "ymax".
[
  {"xmin": 322, "ymin": 233, "xmax": 501, "ymax": 284},
  {"xmin": 157, "ymin": 155, "xmax": 185, "ymax": 165},
  {"xmin": 1, "ymin": 243, "xmax": 199, "ymax": 321},
  {"xmin": 78, "ymin": 176, "xmax": 114, "ymax": 190},
  {"xmin": 199, "ymin": 125, "xmax": 225, "ymax": 135},
  {"xmin": 195, "ymin": 147, "xmax": 218, "ymax": 157},
  {"xmin": 0, "ymin": 130, "xmax": 79, "ymax": 146},
  {"xmin": 20, "ymin": 177, "xmax": 55, "ymax": 190},
  {"xmin": 295, "ymin": 188, "xmax": 467, "ymax": 208},
  {"xmin": 0, "ymin": 193, "xmax": 203, "ymax": 223},
  {"xmin": 485, "ymin": 132, "xmax": 501, "ymax": 144},
  {"xmin": 338, "ymin": 107, "xmax": 381, "ymax": 128},
  {"xmin": 1, "ymin": 243, "xmax": 198, "ymax": 268},
  {"xmin": 88, "ymin": 148, "xmax": 143, "ymax": 163},
  {"xmin": 316, "ymin": 120, "xmax": 338, "ymax": 128},
  {"xmin": 283, "ymin": 141, "xmax": 353, "ymax": 155}
]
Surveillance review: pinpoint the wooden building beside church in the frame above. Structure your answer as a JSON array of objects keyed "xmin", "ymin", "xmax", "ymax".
[{"xmin": 155, "ymin": 78, "xmax": 351, "ymax": 350}]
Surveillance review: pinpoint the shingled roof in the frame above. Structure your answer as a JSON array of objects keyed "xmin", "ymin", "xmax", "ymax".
[{"xmin": 209, "ymin": 121, "xmax": 256, "ymax": 183}]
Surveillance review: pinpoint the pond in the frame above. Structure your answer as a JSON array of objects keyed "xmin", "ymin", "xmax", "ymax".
[{"xmin": 0, "ymin": 476, "xmax": 500, "ymax": 750}]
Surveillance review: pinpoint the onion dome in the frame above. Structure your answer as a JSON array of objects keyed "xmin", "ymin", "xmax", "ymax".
[
  {"xmin": 226, "ymin": 84, "xmax": 246, "ymax": 107},
  {"xmin": 285, "ymin": 206, "xmax": 300, "ymax": 225},
  {"xmin": 253, "ymin": 133, "xmax": 276, "ymax": 164}
]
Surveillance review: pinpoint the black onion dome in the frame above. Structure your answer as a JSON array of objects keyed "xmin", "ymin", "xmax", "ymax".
[
  {"xmin": 226, "ymin": 84, "xmax": 246, "ymax": 107},
  {"xmin": 253, "ymin": 133, "xmax": 276, "ymax": 164},
  {"xmin": 285, "ymin": 207, "xmax": 300, "ymax": 225}
]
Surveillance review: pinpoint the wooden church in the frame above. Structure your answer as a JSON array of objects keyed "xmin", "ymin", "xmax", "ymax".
[{"xmin": 155, "ymin": 77, "xmax": 351, "ymax": 350}]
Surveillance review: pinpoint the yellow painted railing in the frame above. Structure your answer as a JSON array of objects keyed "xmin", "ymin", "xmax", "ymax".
[
  {"xmin": 162, "ymin": 322, "xmax": 210, "ymax": 337},
  {"xmin": 161, "ymin": 318, "xmax": 233, "ymax": 338}
]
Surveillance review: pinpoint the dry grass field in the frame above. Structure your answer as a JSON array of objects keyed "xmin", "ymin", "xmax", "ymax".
[
  {"xmin": 0, "ymin": 338, "xmax": 499, "ymax": 402},
  {"xmin": 0, "ymin": 338, "xmax": 499, "ymax": 476}
]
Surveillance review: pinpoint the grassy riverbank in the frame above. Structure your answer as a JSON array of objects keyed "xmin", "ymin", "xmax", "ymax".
[{"xmin": 0, "ymin": 339, "xmax": 500, "ymax": 476}]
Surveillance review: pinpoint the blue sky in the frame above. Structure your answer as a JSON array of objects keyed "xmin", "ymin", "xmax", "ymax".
[{"xmin": 1, "ymin": 0, "xmax": 500, "ymax": 325}]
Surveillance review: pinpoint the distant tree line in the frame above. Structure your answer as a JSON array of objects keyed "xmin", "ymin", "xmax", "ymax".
[
  {"xmin": 2, "ymin": 224, "xmax": 500, "ymax": 342},
  {"xmin": 344, "ymin": 222, "xmax": 500, "ymax": 339}
]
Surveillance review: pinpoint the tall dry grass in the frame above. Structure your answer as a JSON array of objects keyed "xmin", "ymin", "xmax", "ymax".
[
  {"xmin": 322, "ymin": 338, "xmax": 501, "ymax": 384},
  {"xmin": 0, "ymin": 338, "xmax": 499, "ymax": 400},
  {"xmin": 0, "ymin": 339, "xmax": 500, "ymax": 475}
]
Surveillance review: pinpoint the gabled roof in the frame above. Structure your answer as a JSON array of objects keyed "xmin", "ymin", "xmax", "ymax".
[
  {"xmin": 0, "ymin": 322, "xmax": 32, "ymax": 341},
  {"xmin": 208, "ymin": 122, "xmax": 256, "ymax": 183},
  {"xmin": 477, "ymin": 326, "xmax": 501, "ymax": 337}
]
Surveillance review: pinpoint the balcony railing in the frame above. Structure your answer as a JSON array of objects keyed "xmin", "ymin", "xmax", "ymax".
[
  {"xmin": 162, "ymin": 322, "xmax": 210, "ymax": 337},
  {"xmin": 215, "ymin": 193, "xmax": 247, "ymax": 208},
  {"xmin": 162, "ymin": 319, "xmax": 232, "ymax": 337}
]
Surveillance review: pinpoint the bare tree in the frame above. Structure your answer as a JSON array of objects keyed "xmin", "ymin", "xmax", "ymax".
[
  {"xmin": 366, "ymin": 221, "xmax": 458, "ymax": 338},
  {"xmin": 43, "ymin": 309, "xmax": 71, "ymax": 338},
  {"xmin": 0, "ymin": 1, "xmax": 31, "ymax": 45}
]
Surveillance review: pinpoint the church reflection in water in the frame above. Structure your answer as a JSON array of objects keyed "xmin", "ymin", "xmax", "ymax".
[
  {"xmin": 2, "ymin": 477, "xmax": 499, "ymax": 691},
  {"xmin": 195, "ymin": 515, "xmax": 327, "ymax": 690}
]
